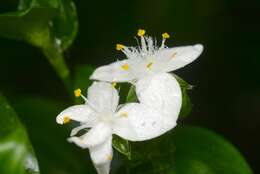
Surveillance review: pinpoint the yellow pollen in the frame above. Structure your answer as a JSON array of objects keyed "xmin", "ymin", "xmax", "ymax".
[
  {"xmin": 63, "ymin": 116, "xmax": 71, "ymax": 124},
  {"xmin": 107, "ymin": 154, "xmax": 113, "ymax": 161},
  {"xmin": 121, "ymin": 63, "xmax": 129, "ymax": 71},
  {"xmin": 116, "ymin": 44, "xmax": 125, "ymax": 51},
  {"xmin": 120, "ymin": 112, "xmax": 128, "ymax": 118},
  {"xmin": 112, "ymin": 82, "xmax": 117, "ymax": 88},
  {"xmin": 171, "ymin": 52, "xmax": 177, "ymax": 59},
  {"xmin": 74, "ymin": 88, "xmax": 81, "ymax": 97},
  {"xmin": 146, "ymin": 62, "xmax": 153, "ymax": 69},
  {"xmin": 162, "ymin": 32, "xmax": 170, "ymax": 39},
  {"xmin": 137, "ymin": 29, "xmax": 146, "ymax": 37}
]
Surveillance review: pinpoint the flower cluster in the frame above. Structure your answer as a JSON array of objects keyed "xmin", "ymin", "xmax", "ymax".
[{"xmin": 56, "ymin": 29, "xmax": 203, "ymax": 174}]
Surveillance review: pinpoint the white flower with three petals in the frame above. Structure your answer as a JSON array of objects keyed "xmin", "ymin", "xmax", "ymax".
[
  {"xmin": 91, "ymin": 29, "xmax": 203, "ymax": 83},
  {"xmin": 90, "ymin": 29, "xmax": 204, "ymax": 131},
  {"xmin": 56, "ymin": 82, "xmax": 176, "ymax": 174}
]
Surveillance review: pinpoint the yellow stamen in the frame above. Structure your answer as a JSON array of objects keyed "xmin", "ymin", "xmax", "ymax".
[
  {"xmin": 137, "ymin": 29, "xmax": 146, "ymax": 37},
  {"xmin": 107, "ymin": 154, "xmax": 113, "ymax": 161},
  {"xmin": 74, "ymin": 88, "xmax": 82, "ymax": 97},
  {"xmin": 121, "ymin": 63, "xmax": 129, "ymax": 71},
  {"xmin": 120, "ymin": 112, "xmax": 128, "ymax": 118},
  {"xmin": 63, "ymin": 116, "xmax": 71, "ymax": 124},
  {"xmin": 162, "ymin": 32, "xmax": 170, "ymax": 39},
  {"xmin": 112, "ymin": 82, "xmax": 117, "ymax": 88},
  {"xmin": 146, "ymin": 62, "xmax": 153, "ymax": 69},
  {"xmin": 116, "ymin": 44, "xmax": 125, "ymax": 51},
  {"xmin": 171, "ymin": 52, "xmax": 177, "ymax": 59}
]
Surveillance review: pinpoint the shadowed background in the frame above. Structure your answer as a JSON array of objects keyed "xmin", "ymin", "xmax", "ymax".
[{"xmin": 0, "ymin": 0, "xmax": 259, "ymax": 173}]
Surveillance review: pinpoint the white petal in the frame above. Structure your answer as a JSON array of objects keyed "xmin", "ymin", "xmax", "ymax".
[
  {"xmin": 113, "ymin": 103, "xmax": 174, "ymax": 141},
  {"xmin": 87, "ymin": 82, "xmax": 119, "ymax": 113},
  {"xmin": 67, "ymin": 136, "xmax": 88, "ymax": 149},
  {"xmin": 158, "ymin": 44, "xmax": 203, "ymax": 72},
  {"xmin": 90, "ymin": 60, "xmax": 136, "ymax": 82},
  {"xmin": 94, "ymin": 162, "xmax": 111, "ymax": 174},
  {"xmin": 70, "ymin": 124, "xmax": 92, "ymax": 136},
  {"xmin": 82, "ymin": 123, "xmax": 112, "ymax": 147},
  {"xmin": 90, "ymin": 136, "xmax": 113, "ymax": 174},
  {"xmin": 136, "ymin": 73, "xmax": 182, "ymax": 126},
  {"xmin": 56, "ymin": 105, "xmax": 96, "ymax": 125},
  {"xmin": 69, "ymin": 122, "xmax": 112, "ymax": 148}
]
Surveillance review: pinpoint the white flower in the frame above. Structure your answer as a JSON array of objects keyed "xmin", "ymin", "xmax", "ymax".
[
  {"xmin": 90, "ymin": 29, "xmax": 203, "ymax": 83},
  {"xmin": 56, "ymin": 82, "xmax": 176, "ymax": 174},
  {"xmin": 90, "ymin": 29, "xmax": 203, "ymax": 131}
]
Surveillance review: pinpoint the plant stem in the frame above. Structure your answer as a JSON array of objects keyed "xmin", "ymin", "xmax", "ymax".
[{"xmin": 42, "ymin": 46, "xmax": 72, "ymax": 93}]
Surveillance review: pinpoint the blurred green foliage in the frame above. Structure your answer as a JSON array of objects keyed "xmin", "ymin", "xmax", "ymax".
[
  {"xmin": 0, "ymin": 0, "xmax": 78, "ymax": 87},
  {"xmin": 10, "ymin": 96, "xmax": 95, "ymax": 174},
  {"xmin": 0, "ymin": 93, "xmax": 253, "ymax": 174},
  {"xmin": 120, "ymin": 126, "xmax": 253, "ymax": 174},
  {"xmin": 172, "ymin": 74, "xmax": 193, "ymax": 118},
  {"xmin": 0, "ymin": 0, "xmax": 256, "ymax": 173},
  {"xmin": 0, "ymin": 94, "xmax": 39, "ymax": 174}
]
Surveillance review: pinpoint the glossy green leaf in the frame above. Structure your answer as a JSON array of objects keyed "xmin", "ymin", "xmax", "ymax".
[
  {"xmin": 179, "ymin": 87, "xmax": 192, "ymax": 118},
  {"xmin": 122, "ymin": 126, "xmax": 253, "ymax": 174},
  {"xmin": 50, "ymin": 0, "xmax": 78, "ymax": 51},
  {"xmin": 172, "ymin": 74, "xmax": 193, "ymax": 118},
  {"xmin": 112, "ymin": 135, "xmax": 131, "ymax": 160},
  {"xmin": 0, "ymin": 94, "xmax": 40, "ymax": 174},
  {"xmin": 0, "ymin": 0, "xmax": 78, "ymax": 88},
  {"xmin": 17, "ymin": 0, "xmax": 78, "ymax": 50}
]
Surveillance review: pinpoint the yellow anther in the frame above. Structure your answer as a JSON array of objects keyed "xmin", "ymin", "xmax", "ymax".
[
  {"xmin": 74, "ymin": 88, "xmax": 82, "ymax": 97},
  {"xmin": 112, "ymin": 82, "xmax": 117, "ymax": 88},
  {"xmin": 107, "ymin": 154, "xmax": 113, "ymax": 161},
  {"xmin": 137, "ymin": 29, "xmax": 146, "ymax": 37},
  {"xmin": 121, "ymin": 63, "xmax": 129, "ymax": 71},
  {"xmin": 162, "ymin": 32, "xmax": 170, "ymax": 39},
  {"xmin": 146, "ymin": 62, "xmax": 153, "ymax": 69},
  {"xmin": 63, "ymin": 116, "xmax": 71, "ymax": 124},
  {"xmin": 171, "ymin": 52, "xmax": 177, "ymax": 59},
  {"xmin": 116, "ymin": 44, "xmax": 125, "ymax": 51},
  {"xmin": 120, "ymin": 112, "xmax": 128, "ymax": 118}
]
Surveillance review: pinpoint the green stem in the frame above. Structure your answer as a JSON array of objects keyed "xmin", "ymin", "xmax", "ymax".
[{"xmin": 42, "ymin": 46, "xmax": 72, "ymax": 93}]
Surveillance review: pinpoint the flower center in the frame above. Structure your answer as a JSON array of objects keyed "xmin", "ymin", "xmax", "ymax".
[
  {"xmin": 99, "ymin": 112, "xmax": 114, "ymax": 123},
  {"xmin": 121, "ymin": 63, "xmax": 129, "ymax": 71},
  {"xmin": 146, "ymin": 62, "xmax": 153, "ymax": 70}
]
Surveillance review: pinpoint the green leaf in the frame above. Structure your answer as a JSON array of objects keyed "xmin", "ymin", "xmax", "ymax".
[
  {"xmin": 0, "ymin": 7, "xmax": 55, "ymax": 47},
  {"xmin": 10, "ymin": 96, "xmax": 95, "ymax": 174},
  {"xmin": 0, "ymin": 0, "xmax": 78, "ymax": 88},
  {"xmin": 126, "ymin": 85, "xmax": 138, "ymax": 103},
  {"xmin": 21, "ymin": 0, "xmax": 78, "ymax": 51},
  {"xmin": 50, "ymin": 0, "xmax": 78, "ymax": 51},
  {"xmin": 123, "ymin": 126, "xmax": 253, "ymax": 174},
  {"xmin": 172, "ymin": 126, "xmax": 253, "ymax": 174},
  {"xmin": 172, "ymin": 74, "xmax": 193, "ymax": 118},
  {"xmin": 172, "ymin": 74, "xmax": 193, "ymax": 90},
  {"xmin": 0, "ymin": 94, "xmax": 40, "ymax": 174},
  {"xmin": 112, "ymin": 135, "xmax": 131, "ymax": 160},
  {"xmin": 179, "ymin": 87, "xmax": 192, "ymax": 118}
]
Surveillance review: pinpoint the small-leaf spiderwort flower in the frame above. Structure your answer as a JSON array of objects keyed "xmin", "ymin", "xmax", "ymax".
[
  {"xmin": 90, "ymin": 29, "xmax": 203, "ymax": 131},
  {"xmin": 91, "ymin": 29, "xmax": 203, "ymax": 83},
  {"xmin": 56, "ymin": 82, "xmax": 177, "ymax": 174}
]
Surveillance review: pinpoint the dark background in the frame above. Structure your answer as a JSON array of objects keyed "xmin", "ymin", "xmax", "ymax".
[{"xmin": 0, "ymin": 0, "xmax": 259, "ymax": 173}]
